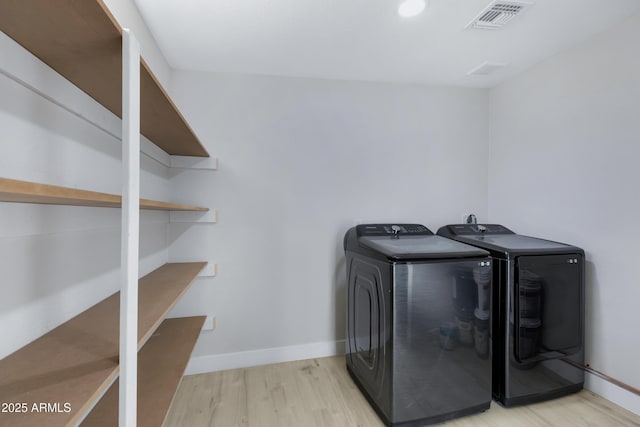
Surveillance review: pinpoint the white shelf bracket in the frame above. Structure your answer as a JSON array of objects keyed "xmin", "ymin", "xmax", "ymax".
[
  {"xmin": 170, "ymin": 209, "xmax": 218, "ymax": 223},
  {"xmin": 170, "ymin": 155, "xmax": 218, "ymax": 170},
  {"xmin": 120, "ymin": 28, "xmax": 140, "ymax": 427},
  {"xmin": 199, "ymin": 262, "xmax": 218, "ymax": 277}
]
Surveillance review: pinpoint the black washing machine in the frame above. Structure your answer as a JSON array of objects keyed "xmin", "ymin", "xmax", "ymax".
[
  {"xmin": 437, "ymin": 224, "xmax": 585, "ymax": 407},
  {"xmin": 344, "ymin": 224, "xmax": 493, "ymax": 426}
]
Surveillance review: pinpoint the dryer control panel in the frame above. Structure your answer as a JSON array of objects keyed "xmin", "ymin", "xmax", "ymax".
[
  {"xmin": 439, "ymin": 224, "xmax": 513, "ymax": 236},
  {"xmin": 356, "ymin": 223, "xmax": 433, "ymax": 236}
]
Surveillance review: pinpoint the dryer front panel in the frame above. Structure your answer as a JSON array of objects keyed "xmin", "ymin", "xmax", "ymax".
[
  {"xmin": 514, "ymin": 254, "xmax": 583, "ymax": 363},
  {"xmin": 501, "ymin": 255, "xmax": 585, "ymax": 406}
]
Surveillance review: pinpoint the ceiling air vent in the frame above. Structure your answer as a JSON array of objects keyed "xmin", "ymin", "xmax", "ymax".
[{"xmin": 466, "ymin": 0, "xmax": 532, "ymax": 30}]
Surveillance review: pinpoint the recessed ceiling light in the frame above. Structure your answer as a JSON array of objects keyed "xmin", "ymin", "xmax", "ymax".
[{"xmin": 398, "ymin": 0, "xmax": 427, "ymax": 18}]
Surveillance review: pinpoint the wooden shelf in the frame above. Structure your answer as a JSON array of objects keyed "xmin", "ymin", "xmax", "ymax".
[
  {"xmin": 0, "ymin": 0, "xmax": 209, "ymax": 158},
  {"xmin": 80, "ymin": 316, "xmax": 205, "ymax": 427},
  {"xmin": 0, "ymin": 178, "xmax": 208, "ymax": 211},
  {"xmin": 0, "ymin": 262, "xmax": 206, "ymax": 427}
]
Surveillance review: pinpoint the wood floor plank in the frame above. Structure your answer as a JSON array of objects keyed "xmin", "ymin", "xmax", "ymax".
[{"xmin": 165, "ymin": 355, "xmax": 640, "ymax": 427}]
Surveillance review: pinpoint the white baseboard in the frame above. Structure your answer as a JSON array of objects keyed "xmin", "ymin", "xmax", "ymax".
[
  {"xmin": 185, "ymin": 340, "xmax": 346, "ymax": 376},
  {"xmin": 585, "ymin": 371, "xmax": 640, "ymax": 416}
]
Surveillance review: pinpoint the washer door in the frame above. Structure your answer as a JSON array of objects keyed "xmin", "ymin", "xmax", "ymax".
[
  {"xmin": 392, "ymin": 259, "xmax": 492, "ymax": 423},
  {"xmin": 514, "ymin": 254, "xmax": 583, "ymax": 362}
]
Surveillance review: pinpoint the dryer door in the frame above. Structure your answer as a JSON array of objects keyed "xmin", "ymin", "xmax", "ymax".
[{"xmin": 514, "ymin": 254, "xmax": 583, "ymax": 363}]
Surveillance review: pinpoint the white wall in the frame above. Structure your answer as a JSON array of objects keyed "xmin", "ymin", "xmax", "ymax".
[
  {"xmin": 102, "ymin": 0, "xmax": 172, "ymax": 87},
  {"xmin": 489, "ymin": 12, "xmax": 640, "ymax": 411},
  {"xmin": 0, "ymin": 0, "xmax": 174, "ymax": 359},
  {"xmin": 167, "ymin": 71, "xmax": 489, "ymax": 370}
]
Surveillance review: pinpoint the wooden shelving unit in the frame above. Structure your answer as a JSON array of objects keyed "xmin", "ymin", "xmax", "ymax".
[
  {"xmin": 0, "ymin": 178, "xmax": 208, "ymax": 212},
  {"xmin": 0, "ymin": 0, "xmax": 209, "ymax": 158},
  {"xmin": 1, "ymin": 2, "xmax": 214, "ymax": 426},
  {"xmin": 0, "ymin": 263, "xmax": 206, "ymax": 427},
  {"xmin": 80, "ymin": 316, "xmax": 205, "ymax": 427}
]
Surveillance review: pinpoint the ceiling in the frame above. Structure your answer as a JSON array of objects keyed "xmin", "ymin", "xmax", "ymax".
[{"xmin": 133, "ymin": 0, "xmax": 640, "ymax": 88}]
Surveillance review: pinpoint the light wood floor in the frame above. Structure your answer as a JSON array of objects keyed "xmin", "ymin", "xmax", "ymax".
[{"xmin": 165, "ymin": 355, "xmax": 640, "ymax": 427}]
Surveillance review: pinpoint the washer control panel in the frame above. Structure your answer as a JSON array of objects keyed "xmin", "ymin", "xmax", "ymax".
[{"xmin": 356, "ymin": 223, "xmax": 433, "ymax": 236}]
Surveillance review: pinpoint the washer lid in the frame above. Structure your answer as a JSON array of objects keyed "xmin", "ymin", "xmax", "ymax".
[{"xmin": 359, "ymin": 235, "xmax": 489, "ymax": 260}]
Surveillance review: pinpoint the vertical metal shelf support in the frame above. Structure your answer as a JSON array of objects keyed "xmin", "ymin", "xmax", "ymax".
[{"xmin": 120, "ymin": 29, "xmax": 140, "ymax": 427}]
